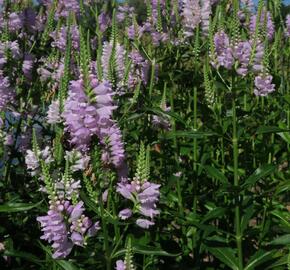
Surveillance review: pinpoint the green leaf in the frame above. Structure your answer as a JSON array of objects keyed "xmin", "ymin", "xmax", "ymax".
[
  {"xmin": 256, "ymin": 126, "xmax": 290, "ymax": 134},
  {"xmin": 269, "ymin": 234, "xmax": 290, "ymax": 246},
  {"xmin": 165, "ymin": 130, "xmax": 218, "ymax": 140},
  {"xmin": 265, "ymin": 254, "xmax": 288, "ymax": 269},
  {"xmin": 204, "ymin": 165, "xmax": 228, "ymax": 184},
  {"xmin": 56, "ymin": 260, "xmax": 79, "ymax": 270},
  {"xmin": 241, "ymin": 205, "xmax": 256, "ymax": 233},
  {"xmin": 202, "ymin": 207, "xmax": 226, "ymax": 223},
  {"xmin": 207, "ymin": 247, "xmax": 239, "ymax": 270},
  {"xmin": 271, "ymin": 210, "xmax": 290, "ymax": 228},
  {"xmin": 242, "ymin": 165, "xmax": 276, "ymax": 187},
  {"xmin": 4, "ymin": 250, "xmax": 44, "ymax": 265},
  {"xmin": 0, "ymin": 200, "xmax": 43, "ymax": 213},
  {"xmin": 112, "ymin": 245, "xmax": 180, "ymax": 258},
  {"xmin": 245, "ymin": 250, "xmax": 276, "ymax": 270}
]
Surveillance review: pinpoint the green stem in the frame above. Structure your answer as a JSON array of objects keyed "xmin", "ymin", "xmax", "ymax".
[
  {"xmin": 232, "ymin": 97, "xmax": 243, "ymax": 270},
  {"xmin": 100, "ymin": 198, "xmax": 111, "ymax": 270},
  {"xmin": 169, "ymin": 83, "xmax": 183, "ymax": 216},
  {"xmin": 149, "ymin": 58, "xmax": 155, "ymax": 98},
  {"xmin": 193, "ymin": 86, "xmax": 198, "ymax": 212}
]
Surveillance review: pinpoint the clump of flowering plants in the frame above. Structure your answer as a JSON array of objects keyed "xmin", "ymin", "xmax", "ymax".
[{"xmin": 0, "ymin": 0, "xmax": 290, "ymax": 269}]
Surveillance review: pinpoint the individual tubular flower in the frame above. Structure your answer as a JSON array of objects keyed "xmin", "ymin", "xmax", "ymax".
[
  {"xmin": 181, "ymin": 0, "xmax": 201, "ymax": 37},
  {"xmin": 254, "ymin": 74, "xmax": 275, "ymax": 96},
  {"xmin": 22, "ymin": 53, "xmax": 35, "ymax": 80},
  {"xmin": 0, "ymin": 72, "xmax": 15, "ymax": 110},
  {"xmin": 47, "ymin": 100, "xmax": 61, "ymax": 124},
  {"xmin": 211, "ymin": 31, "xmax": 234, "ymax": 69},
  {"xmin": 249, "ymin": 9, "xmax": 275, "ymax": 41}
]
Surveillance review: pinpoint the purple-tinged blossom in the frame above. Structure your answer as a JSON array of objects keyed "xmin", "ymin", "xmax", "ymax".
[
  {"xmin": 115, "ymin": 260, "xmax": 126, "ymax": 270},
  {"xmin": 98, "ymin": 12, "xmax": 111, "ymax": 32},
  {"xmin": 254, "ymin": 74, "xmax": 275, "ymax": 96},
  {"xmin": 100, "ymin": 122, "xmax": 126, "ymax": 168},
  {"xmin": 37, "ymin": 201, "xmax": 99, "ymax": 259},
  {"xmin": 127, "ymin": 50, "xmax": 149, "ymax": 89},
  {"xmin": 181, "ymin": 0, "xmax": 201, "ymax": 37},
  {"xmin": 8, "ymin": 12, "xmax": 24, "ymax": 32},
  {"xmin": 200, "ymin": 0, "xmax": 211, "ymax": 36},
  {"xmin": 50, "ymin": 26, "xmax": 80, "ymax": 52},
  {"xmin": 211, "ymin": 31, "xmax": 234, "ymax": 69},
  {"xmin": 0, "ymin": 72, "xmax": 15, "ymax": 110},
  {"xmin": 117, "ymin": 179, "xmax": 160, "ymax": 228},
  {"xmin": 234, "ymin": 41, "xmax": 251, "ymax": 76},
  {"xmin": 119, "ymin": 208, "xmax": 133, "ymax": 220},
  {"xmin": 249, "ymin": 10, "xmax": 275, "ymax": 41},
  {"xmin": 136, "ymin": 219, "xmax": 155, "ymax": 229},
  {"xmin": 47, "ymin": 100, "xmax": 61, "ymax": 124},
  {"xmin": 22, "ymin": 53, "xmax": 34, "ymax": 80},
  {"xmin": 252, "ymin": 40, "xmax": 264, "ymax": 73},
  {"xmin": 65, "ymin": 150, "xmax": 90, "ymax": 172},
  {"xmin": 101, "ymin": 41, "xmax": 126, "ymax": 90}
]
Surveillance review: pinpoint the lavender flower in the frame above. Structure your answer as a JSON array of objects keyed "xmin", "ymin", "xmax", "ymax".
[
  {"xmin": 181, "ymin": 0, "xmax": 201, "ymax": 37},
  {"xmin": 63, "ymin": 77, "xmax": 116, "ymax": 151},
  {"xmin": 234, "ymin": 40, "xmax": 251, "ymax": 76},
  {"xmin": 25, "ymin": 150, "xmax": 39, "ymax": 172},
  {"xmin": 252, "ymin": 40, "xmax": 264, "ymax": 73},
  {"xmin": 249, "ymin": 9, "xmax": 275, "ymax": 41},
  {"xmin": 211, "ymin": 31, "xmax": 234, "ymax": 69},
  {"xmin": 47, "ymin": 100, "xmax": 61, "ymax": 124},
  {"xmin": 127, "ymin": 50, "xmax": 149, "ymax": 89},
  {"xmin": 115, "ymin": 260, "xmax": 126, "ymax": 270},
  {"xmin": 37, "ymin": 201, "xmax": 99, "ymax": 259},
  {"xmin": 98, "ymin": 12, "xmax": 111, "ymax": 32},
  {"xmin": 0, "ymin": 72, "xmax": 15, "ymax": 110},
  {"xmin": 101, "ymin": 41, "xmax": 126, "ymax": 90},
  {"xmin": 65, "ymin": 150, "xmax": 90, "ymax": 172},
  {"xmin": 22, "ymin": 53, "xmax": 34, "ymax": 80},
  {"xmin": 200, "ymin": 0, "xmax": 211, "ymax": 36},
  {"xmin": 136, "ymin": 219, "xmax": 155, "ymax": 229},
  {"xmin": 100, "ymin": 122, "xmax": 126, "ymax": 168},
  {"xmin": 117, "ymin": 4, "xmax": 135, "ymax": 23},
  {"xmin": 117, "ymin": 179, "xmax": 160, "ymax": 228},
  {"xmin": 254, "ymin": 74, "xmax": 275, "ymax": 96},
  {"xmin": 8, "ymin": 12, "xmax": 24, "ymax": 32},
  {"xmin": 119, "ymin": 209, "xmax": 133, "ymax": 220},
  {"xmin": 50, "ymin": 26, "xmax": 80, "ymax": 52}
]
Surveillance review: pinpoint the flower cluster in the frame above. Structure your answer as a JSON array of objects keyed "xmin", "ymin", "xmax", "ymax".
[
  {"xmin": 37, "ymin": 201, "xmax": 99, "ymax": 259},
  {"xmin": 117, "ymin": 144, "xmax": 160, "ymax": 229}
]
